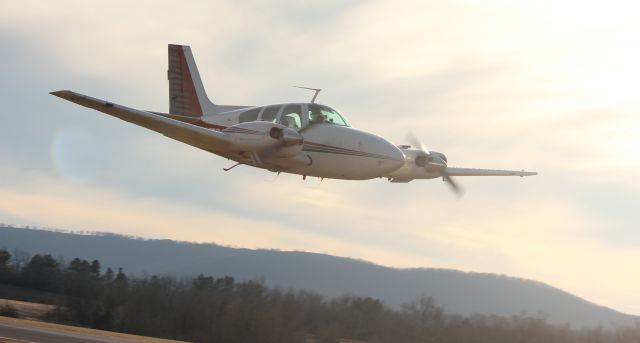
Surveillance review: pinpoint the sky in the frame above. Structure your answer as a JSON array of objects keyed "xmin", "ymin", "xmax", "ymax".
[{"xmin": 1, "ymin": 0, "xmax": 639, "ymax": 315}]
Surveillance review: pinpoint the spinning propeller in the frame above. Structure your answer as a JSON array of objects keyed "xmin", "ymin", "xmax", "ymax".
[
  {"xmin": 407, "ymin": 133, "xmax": 463, "ymax": 197},
  {"xmin": 258, "ymin": 126, "xmax": 304, "ymax": 163}
]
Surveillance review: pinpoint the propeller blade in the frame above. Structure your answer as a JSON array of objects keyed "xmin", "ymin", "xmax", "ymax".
[
  {"xmin": 442, "ymin": 170, "xmax": 464, "ymax": 198},
  {"xmin": 406, "ymin": 132, "xmax": 429, "ymax": 154},
  {"xmin": 407, "ymin": 132, "xmax": 461, "ymax": 197},
  {"xmin": 258, "ymin": 126, "xmax": 304, "ymax": 164}
]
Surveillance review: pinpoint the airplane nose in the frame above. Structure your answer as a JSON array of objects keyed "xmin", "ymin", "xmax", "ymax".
[{"xmin": 384, "ymin": 141, "xmax": 406, "ymax": 166}]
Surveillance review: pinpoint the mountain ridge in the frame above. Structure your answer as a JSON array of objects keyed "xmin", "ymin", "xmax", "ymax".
[{"xmin": 0, "ymin": 225, "xmax": 637, "ymax": 328}]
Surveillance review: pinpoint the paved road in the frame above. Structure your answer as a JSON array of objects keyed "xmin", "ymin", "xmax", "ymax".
[{"xmin": 0, "ymin": 319, "xmax": 176, "ymax": 343}]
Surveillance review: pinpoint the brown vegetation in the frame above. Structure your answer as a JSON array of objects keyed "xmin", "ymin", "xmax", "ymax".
[{"xmin": 0, "ymin": 299, "xmax": 55, "ymax": 320}]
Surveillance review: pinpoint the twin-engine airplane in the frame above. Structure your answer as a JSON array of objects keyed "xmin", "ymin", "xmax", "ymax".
[{"xmin": 51, "ymin": 44, "xmax": 536, "ymax": 196}]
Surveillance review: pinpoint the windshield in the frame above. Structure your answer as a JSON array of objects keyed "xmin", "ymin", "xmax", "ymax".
[{"xmin": 307, "ymin": 104, "xmax": 350, "ymax": 127}]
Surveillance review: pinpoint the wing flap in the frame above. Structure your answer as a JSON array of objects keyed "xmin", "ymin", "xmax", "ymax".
[
  {"xmin": 50, "ymin": 90, "xmax": 231, "ymax": 154},
  {"xmin": 445, "ymin": 167, "xmax": 537, "ymax": 177}
]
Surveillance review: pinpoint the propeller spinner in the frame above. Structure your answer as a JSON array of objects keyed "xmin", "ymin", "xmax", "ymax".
[{"xmin": 407, "ymin": 133, "xmax": 463, "ymax": 197}]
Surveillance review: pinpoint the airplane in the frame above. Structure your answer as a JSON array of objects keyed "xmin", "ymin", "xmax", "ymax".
[{"xmin": 51, "ymin": 44, "xmax": 536, "ymax": 196}]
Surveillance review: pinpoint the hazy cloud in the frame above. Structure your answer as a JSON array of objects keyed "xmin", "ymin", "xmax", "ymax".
[{"xmin": 1, "ymin": 0, "xmax": 639, "ymax": 314}]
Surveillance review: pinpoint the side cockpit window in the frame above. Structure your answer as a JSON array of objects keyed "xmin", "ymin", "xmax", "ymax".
[
  {"xmin": 280, "ymin": 104, "xmax": 302, "ymax": 129},
  {"xmin": 239, "ymin": 107, "xmax": 260, "ymax": 123},
  {"xmin": 260, "ymin": 105, "xmax": 280, "ymax": 123}
]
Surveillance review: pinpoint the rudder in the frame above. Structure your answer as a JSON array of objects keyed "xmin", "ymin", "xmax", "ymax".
[{"xmin": 168, "ymin": 44, "xmax": 213, "ymax": 117}]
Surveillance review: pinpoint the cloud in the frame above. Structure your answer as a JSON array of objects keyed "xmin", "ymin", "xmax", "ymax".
[
  {"xmin": 1, "ymin": 0, "xmax": 640, "ymax": 316},
  {"xmin": 0, "ymin": 166, "xmax": 344, "ymax": 253}
]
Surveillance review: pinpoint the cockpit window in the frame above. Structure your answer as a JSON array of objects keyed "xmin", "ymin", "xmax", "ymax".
[
  {"xmin": 279, "ymin": 104, "xmax": 302, "ymax": 129},
  {"xmin": 238, "ymin": 107, "xmax": 260, "ymax": 123},
  {"xmin": 260, "ymin": 105, "xmax": 279, "ymax": 123},
  {"xmin": 308, "ymin": 104, "xmax": 349, "ymax": 127}
]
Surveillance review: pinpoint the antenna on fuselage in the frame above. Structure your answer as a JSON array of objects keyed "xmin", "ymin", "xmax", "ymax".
[{"xmin": 294, "ymin": 86, "xmax": 322, "ymax": 103}]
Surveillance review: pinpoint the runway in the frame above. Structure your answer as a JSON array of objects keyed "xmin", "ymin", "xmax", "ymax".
[{"xmin": 0, "ymin": 316, "xmax": 185, "ymax": 343}]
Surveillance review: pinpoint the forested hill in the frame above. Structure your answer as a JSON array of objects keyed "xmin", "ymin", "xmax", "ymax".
[{"xmin": 1, "ymin": 225, "xmax": 637, "ymax": 328}]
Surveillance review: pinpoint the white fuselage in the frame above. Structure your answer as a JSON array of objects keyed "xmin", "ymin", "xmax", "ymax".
[
  {"xmin": 294, "ymin": 124, "xmax": 405, "ymax": 179},
  {"xmin": 199, "ymin": 103, "xmax": 406, "ymax": 180}
]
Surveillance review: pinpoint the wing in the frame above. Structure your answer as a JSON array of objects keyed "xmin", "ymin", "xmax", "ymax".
[
  {"xmin": 444, "ymin": 167, "xmax": 537, "ymax": 177},
  {"xmin": 50, "ymin": 90, "xmax": 231, "ymax": 155}
]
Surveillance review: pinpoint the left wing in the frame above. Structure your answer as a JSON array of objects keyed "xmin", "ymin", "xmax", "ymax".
[
  {"xmin": 50, "ymin": 90, "xmax": 232, "ymax": 155},
  {"xmin": 445, "ymin": 167, "xmax": 537, "ymax": 177}
]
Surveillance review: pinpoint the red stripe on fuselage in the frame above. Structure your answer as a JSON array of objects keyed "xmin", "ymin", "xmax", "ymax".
[
  {"xmin": 192, "ymin": 120, "xmax": 226, "ymax": 130},
  {"xmin": 184, "ymin": 121, "xmax": 397, "ymax": 160}
]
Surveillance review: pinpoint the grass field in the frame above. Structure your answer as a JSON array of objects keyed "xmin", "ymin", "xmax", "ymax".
[
  {"xmin": 0, "ymin": 298, "xmax": 54, "ymax": 320},
  {"xmin": 0, "ymin": 298, "xmax": 365, "ymax": 343},
  {"xmin": 0, "ymin": 299, "xmax": 188, "ymax": 342}
]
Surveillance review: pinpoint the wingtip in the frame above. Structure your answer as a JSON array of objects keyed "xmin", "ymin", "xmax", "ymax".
[
  {"xmin": 50, "ymin": 90, "xmax": 71, "ymax": 96},
  {"xmin": 50, "ymin": 90, "xmax": 77, "ymax": 101}
]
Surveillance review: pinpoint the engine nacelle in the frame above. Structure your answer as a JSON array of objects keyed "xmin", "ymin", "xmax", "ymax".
[
  {"xmin": 385, "ymin": 147, "xmax": 444, "ymax": 181},
  {"xmin": 223, "ymin": 121, "xmax": 303, "ymax": 156},
  {"xmin": 268, "ymin": 126, "xmax": 303, "ymax": 147},
  {"xmin": 429, "ymin": 151, "xmax": 448, "ymax": 164}
]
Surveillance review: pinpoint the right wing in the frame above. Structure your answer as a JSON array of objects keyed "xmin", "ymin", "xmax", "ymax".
[
  {"xmin": 50, "ymin": 90, "xmax": 231, "ymax": 155},
  {"xmin": 445, "ymin": 167, "xmax": 538, "ymax": 177}
]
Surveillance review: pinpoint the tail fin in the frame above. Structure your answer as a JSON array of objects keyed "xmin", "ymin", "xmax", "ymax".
[{"xmin": 168, "ymin": 44, "xmax": 216, "ymax": 117}]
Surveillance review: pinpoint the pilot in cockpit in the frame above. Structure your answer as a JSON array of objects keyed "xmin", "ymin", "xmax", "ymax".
[
  {"xmin": 281, "ymin": 115, "xmax": 298, "ymax": 129},
  {"xmin": 309, "ymin": 107, "xmax": 327, "ymax": 124}
]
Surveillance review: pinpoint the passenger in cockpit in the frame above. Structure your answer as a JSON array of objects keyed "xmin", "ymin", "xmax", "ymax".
[{"xmin": 281, "ymin": 115, "xmax": 298, "ymax": 129}]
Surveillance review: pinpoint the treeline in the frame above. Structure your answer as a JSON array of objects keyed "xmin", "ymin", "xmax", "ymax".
[{"xmin": 0, "ymin": 249, "xmax": 639, "ymax": 343}]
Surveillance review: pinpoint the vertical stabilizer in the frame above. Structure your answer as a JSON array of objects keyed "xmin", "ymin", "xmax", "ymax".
[{"xmin": 168, "ymin": 44, "xmax": 216, "ymax": 116}]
